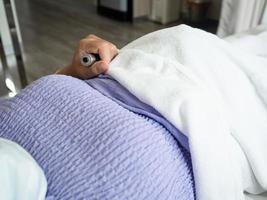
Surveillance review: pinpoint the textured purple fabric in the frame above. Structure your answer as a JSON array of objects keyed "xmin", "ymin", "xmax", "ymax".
[
  {"xmin": 0, "ymin": 75, "xmax": 194, "ymax": 200},
  {"xmin": 85, "ymin": 75, "xmax": 189, "ymax": 151}
]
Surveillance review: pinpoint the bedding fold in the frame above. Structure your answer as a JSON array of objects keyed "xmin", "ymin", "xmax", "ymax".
[
  {"xmin": 85, "ymin": 75, "xmax": 189, "ymax": 151},
  {"xmin": 108, "ymin": 25, "xmax": 267, "ymax": 199}
]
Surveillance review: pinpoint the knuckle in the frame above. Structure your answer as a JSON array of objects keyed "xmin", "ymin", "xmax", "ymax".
[
  {"xmin": 110, "ymin": 44, "xmax": 117, "ymax": 51},
  {"xmin": 87, "ymin": 34, "xmax": 96, "ymax": 39},
  {"xmin": 100, "ymin": 42, "xmax": 109, "ymax": 48},
  {"xmin": 79, "ymin": 39, "xmax": 87, "ymax": 46},
  {"xmin": 100, "ymin": 42, "xmax": 117, "ymax": 52}
]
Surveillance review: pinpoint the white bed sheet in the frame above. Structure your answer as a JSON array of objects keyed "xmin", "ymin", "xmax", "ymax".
[
  {"xmin": 224, "ymin": 25, "xmax": 267, "ymax": 57},
  {"xmin": 246, "ymin": 192, "xmax": 267, "ymax": 200},
  {"xmin": 226, "ymin": 25, "xmax": 267, "ymax": 200}
]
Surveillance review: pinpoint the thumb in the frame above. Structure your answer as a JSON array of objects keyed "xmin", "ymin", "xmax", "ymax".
[{"xmin": 84, "ymin": 61, "xmax": 108, "ymax": 79}]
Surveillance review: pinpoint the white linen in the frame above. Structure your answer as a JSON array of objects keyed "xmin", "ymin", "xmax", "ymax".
[
  {"xmin": 225, "ymin": 25, "xmax": 267, "ymax": 57},
  {"xmin": 0, "ymin": 138, "xmax": 47, "ymax": 200},
  {"xmin": 246, "ymin": 192, "xmax": 267, "ymax": 200},
  {"xmin": 108, "ymin": 25, "xmax": 267, "ymax": 199}
]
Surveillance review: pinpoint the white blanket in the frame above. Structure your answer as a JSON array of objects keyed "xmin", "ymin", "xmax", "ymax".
[
  {"xmin": 0, "ymin": 138, "xmax": 47, "ymax": 200},
  {"xmin": 225, "ymin": 25, "xmax": 267, "ymax": 58},
  {"xmin": 108, "ymin": 25, "xmax": 267, "ymax": 199}
]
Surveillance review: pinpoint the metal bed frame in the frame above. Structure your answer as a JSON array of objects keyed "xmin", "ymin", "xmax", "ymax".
[{"xmin": 0, "ymin": 0, "xmax": 27, "ymax": 96}]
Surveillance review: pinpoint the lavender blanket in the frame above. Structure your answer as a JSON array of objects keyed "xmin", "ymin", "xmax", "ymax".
[{"xmin": 0, "ymin": 75, "xmax": 194, "ymax": 200}]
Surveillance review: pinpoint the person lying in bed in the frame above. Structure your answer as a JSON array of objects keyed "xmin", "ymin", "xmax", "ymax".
[
  {"xmin": 56, "ymin": 29, "xmax": 267, "ymax": 200},
  {"xmin": 0, "ymin": 33, "xmax": 194, "ymax": 199},
  {"xmin": 2, "ymin": 25, "xmax": 266, "ymax": 199}
]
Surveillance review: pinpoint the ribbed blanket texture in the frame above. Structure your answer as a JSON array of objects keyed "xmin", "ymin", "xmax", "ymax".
[{"xmin": 0, "ymin": 75, "xmax": 194, "ymax": 200}]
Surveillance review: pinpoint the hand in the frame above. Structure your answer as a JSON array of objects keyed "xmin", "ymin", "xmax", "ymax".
[{"xmin": 56, "ymin": 34, "xmax": 118, "ymax": 79}]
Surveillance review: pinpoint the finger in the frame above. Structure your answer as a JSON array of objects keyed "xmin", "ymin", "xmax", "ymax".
[
  {"xmin": 79, "ymin": 40, "xmax": 99, "ymax": 55},
  {"xmin": 98, "ymin": 45, "xmax": 113, "ymax": 63},
  {"xmin": 78, "ymin": 38, "xmax": 118, "ymax": 64},
  {"xmin": 99, "ymin": 44, "xmax": 118, "ymax": 64},
  {"xmin": 83, "ymin": 61, "xmax": 108, "ymax": 79},
  {"xmin": 81, "ymin": 43, "xmax": 115, "ymax": 64},
  {"xmin": 86, "ymin": 34, "xmax": 99, "ymax": 39},
  {"xmin": 79, "ymin": 41, "xmax": 109, "ymax": 63}
]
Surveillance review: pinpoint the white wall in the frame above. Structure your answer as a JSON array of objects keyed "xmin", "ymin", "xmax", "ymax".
[{"xmin": 133, "ymin": 0, "xmax": 151, "ymax": 18}]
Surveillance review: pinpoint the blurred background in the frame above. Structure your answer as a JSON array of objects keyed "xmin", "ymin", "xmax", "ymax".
[{"xmin": 0, "ymin": 0, "xmax": 267, "ymax": 98}]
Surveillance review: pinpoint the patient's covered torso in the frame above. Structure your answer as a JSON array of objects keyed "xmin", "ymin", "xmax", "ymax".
[{"xmin": 0, "ymin": 75, "xmax": 194, "ymax": 200}]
